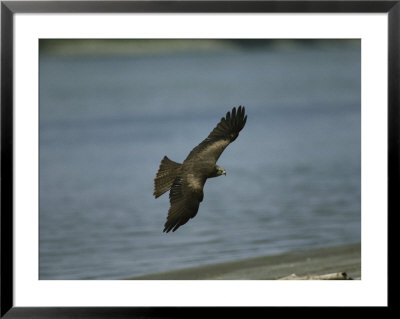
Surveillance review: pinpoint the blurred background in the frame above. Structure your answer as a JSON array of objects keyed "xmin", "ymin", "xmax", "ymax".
[{"xmin": 39, "ymin": 39, "xmax": 361, "ymax": 279}]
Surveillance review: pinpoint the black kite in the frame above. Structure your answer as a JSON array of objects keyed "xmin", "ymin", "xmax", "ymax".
[{"xmin": 154, "ymin": 106, "xmax": 247, "ymax": 232}]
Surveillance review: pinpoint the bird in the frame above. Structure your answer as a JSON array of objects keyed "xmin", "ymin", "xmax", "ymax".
[{"xmin": 153, "ymin": 106, "xmax": 247, "ymax": 233}]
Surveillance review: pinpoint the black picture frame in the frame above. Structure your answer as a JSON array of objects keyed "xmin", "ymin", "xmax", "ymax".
[{"xmin": 1, "ymin": 0, "xmax": 396, "ymax": 317}]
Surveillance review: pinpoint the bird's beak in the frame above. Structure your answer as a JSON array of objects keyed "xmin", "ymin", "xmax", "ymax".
[{"xmin": 223, "ymin": 171, "xmax": 226, "ymax": 176}]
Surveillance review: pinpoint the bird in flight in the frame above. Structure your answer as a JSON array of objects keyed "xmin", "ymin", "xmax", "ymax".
[{"xmin": 153, "ymin": 106, "xmax": 247, "ymax": 233}]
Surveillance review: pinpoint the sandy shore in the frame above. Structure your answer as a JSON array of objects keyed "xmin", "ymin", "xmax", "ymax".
[{"xmin": 126, "ymin": 242, "xmax": 361, "ymax": 280}]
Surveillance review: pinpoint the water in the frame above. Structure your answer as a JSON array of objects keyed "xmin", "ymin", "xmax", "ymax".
[{"xmin": 39, "ymin": 40, "xmax": 361, "ymax": 279}]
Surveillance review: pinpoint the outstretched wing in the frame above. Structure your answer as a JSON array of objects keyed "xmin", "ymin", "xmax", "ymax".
[
  {"xmin": 163, "ymin": 175, "xmax": 205, "ymax": 233},
  {"xmin": 185, "ymin": 106, "xmax": 247, "ymax": 163}
]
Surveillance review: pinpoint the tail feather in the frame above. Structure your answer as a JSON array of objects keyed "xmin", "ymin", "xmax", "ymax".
[{"xmin": 153, "ymin": 156, "xmax": 182, "ymax": 198}]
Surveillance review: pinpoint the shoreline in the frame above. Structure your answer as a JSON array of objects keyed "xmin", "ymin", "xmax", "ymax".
[
  {"xmin": 126, "ymin": 242, "xmax": 361, "ymax": 280},
  {"xmin": 40, "ymin": 39, "xmax": 360, "ymax": 57}
]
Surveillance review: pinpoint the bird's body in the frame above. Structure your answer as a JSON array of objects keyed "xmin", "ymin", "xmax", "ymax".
[{"xmin": 154, "ymin": 106, "xmax": 247, "ymax": 232}]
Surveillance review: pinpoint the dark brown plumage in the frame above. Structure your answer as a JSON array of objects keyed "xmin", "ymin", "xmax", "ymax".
[{"xmin": 154, "ymin": 106, "xmax": 247, "ymax": 232}]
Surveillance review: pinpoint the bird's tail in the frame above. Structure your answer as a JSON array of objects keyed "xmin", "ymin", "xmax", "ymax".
[{"xmin": 153, "ymin": 156, "xmax": 182, "ymax": 198}]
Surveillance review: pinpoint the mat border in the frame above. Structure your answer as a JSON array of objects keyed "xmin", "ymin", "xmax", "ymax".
[{"xmin": 1, "ymin": 1, "xmax": 396, "ymax": 317}]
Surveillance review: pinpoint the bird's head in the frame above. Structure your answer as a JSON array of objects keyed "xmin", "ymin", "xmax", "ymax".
[{"xmin": 215, "ymin": 165, "xmax": 226, "ymax": 177}]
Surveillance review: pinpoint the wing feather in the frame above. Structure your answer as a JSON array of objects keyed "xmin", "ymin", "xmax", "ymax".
[
  {"xmin": 185, "ymin": 106, "xmax": 247, "ymax": 163},
  {"xmin": 163, "ymin": 175, "xmax": 205, "ymax": 233}
]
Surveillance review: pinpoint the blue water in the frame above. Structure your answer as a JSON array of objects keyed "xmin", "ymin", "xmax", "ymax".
[{"xmin": 39, "ymin": 40, "xmax": 361, "ymax": 279}]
